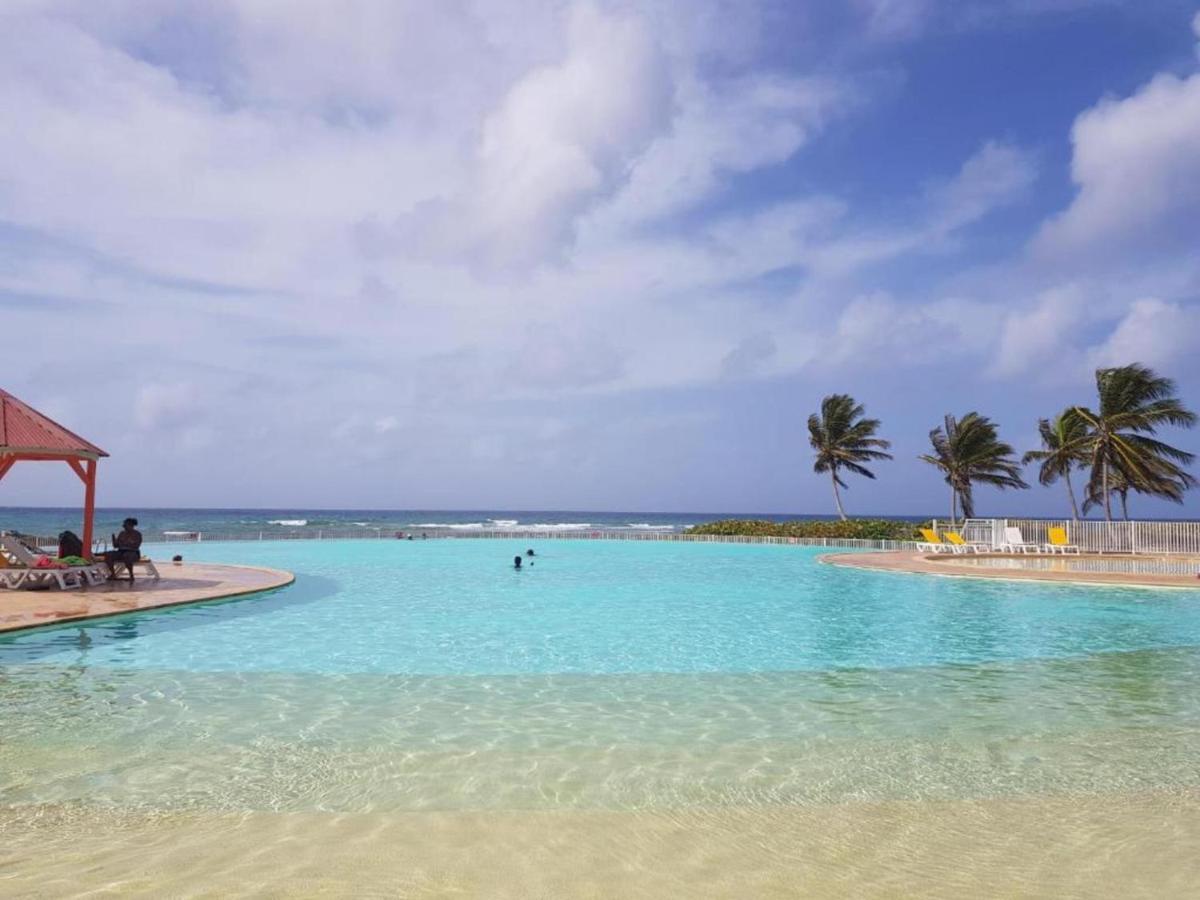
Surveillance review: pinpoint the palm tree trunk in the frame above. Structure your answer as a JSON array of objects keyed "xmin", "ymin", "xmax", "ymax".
[
  {"xmin": 831, "ymin": 470, "xmax": 846, "ymax": 521},
  {"xmin": 1120, "ymin": 490, "xmax": 1129, "ymax": 520},
  {"xmin": 1102, "ymin": 460, "xmax": 1112, "ymax": 521},
  {"xmin": 1064, "ymin": 470, "xmax": 1079, "ymax": 520},
  {"xmin": 950, "ymin": 485, "xmax": 957, "ymax": 526}
]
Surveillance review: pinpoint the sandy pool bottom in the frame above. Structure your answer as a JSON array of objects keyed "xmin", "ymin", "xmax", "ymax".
[{"xmin": 3, "ymin": 789, "xmax": 1198, "ymax": 898}]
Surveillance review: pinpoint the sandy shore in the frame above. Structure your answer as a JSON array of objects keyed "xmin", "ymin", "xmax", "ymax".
[{"xmin": 2, "ymin": 790, "xmax": 1198, "ymax": 898}]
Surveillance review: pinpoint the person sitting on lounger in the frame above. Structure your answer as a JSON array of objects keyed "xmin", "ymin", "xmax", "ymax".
[{"xmin": 104, "ymin": 518, "xmax": 143, "ymax": 581}]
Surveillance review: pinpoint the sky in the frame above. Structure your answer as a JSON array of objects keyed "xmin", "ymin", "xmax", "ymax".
[{"xmin": 2, "ymin": 0, "xmax": 1200, "ymax": 518}]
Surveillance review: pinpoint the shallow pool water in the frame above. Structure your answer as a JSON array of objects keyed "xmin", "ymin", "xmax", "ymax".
[{"xmin": 3, "ymin": 540, "xmax": 1199, "ymax": 895}]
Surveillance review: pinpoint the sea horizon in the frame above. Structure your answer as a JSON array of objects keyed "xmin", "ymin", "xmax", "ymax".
[
  {"xmin": 0, "ymin": 505, "xmax": 933, "ymax": 541},
  {"xmin": 5, "ymin": 505, "xmax": 1199, "ymax": 544}
]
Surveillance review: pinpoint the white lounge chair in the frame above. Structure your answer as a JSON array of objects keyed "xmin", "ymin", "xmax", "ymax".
[
  {"xmin": 0, "ymin": 561, "xmax": 28, "ymax": 589},
  {"xmin": 1000, "ymin": 527, "xmax": 1039, "ymax": 554},
  {"xmin": 0, "ymin": 533, "xmax": 104, "ymax": 589}
]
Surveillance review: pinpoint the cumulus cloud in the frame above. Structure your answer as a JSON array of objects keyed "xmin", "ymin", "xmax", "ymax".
[
  {"xmin": 927, "ymin": 140, "xmax": 1037, "ymax": 234},
  {"xmin": 401, "ymin": 2, "xmax": 675, "ymax": 269},
  {"xmin": 1087, "ymin": 298, "xmax": 1200, "ymax": 370},
  {"xmin": 585, "ymin": 73, "xmax": 851, "ymax": 231},
  {"xmin": 988, "ymin": 285, "xmax": 1087, "ymax": 378},
  {"xmin": 1034, "ymin": 70, "xmax": 1200, "ymax": 259},
  {"xmin": 828, "ymin": 292, "xmax": 1000, "ymax": 367}
]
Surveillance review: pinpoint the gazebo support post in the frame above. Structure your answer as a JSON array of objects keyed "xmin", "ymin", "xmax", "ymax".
[{"xmin": 82, "ymin": 458, "xmax": 97, "ymax": 557}]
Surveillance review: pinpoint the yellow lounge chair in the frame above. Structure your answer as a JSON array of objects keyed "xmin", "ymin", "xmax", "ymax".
[
  {"xmin": 944, "ymin": 531, "xmax": 988, "ymax": 553},
  {"xmin": 917, "ymin": 528, "xmax": 951, "ymax": 554},
  {"xmin": 1043, "ymin": 526, "xmax": 1080, "ymax": 554}
]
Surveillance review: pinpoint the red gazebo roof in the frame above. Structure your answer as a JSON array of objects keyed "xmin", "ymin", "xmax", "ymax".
[{"xmin": 0, "ymin": 388, "xmax": 108, "ymax": 459}]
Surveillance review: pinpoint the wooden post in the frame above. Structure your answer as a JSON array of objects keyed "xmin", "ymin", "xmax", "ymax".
[{"xmin": 82, "ymin": 458, "xmax": 97, "ymax": 557}]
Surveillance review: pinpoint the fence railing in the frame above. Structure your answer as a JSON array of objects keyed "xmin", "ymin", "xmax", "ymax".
[{"xmin": 932, "ymin": 518, "xmax": 1200, "ymax": 555}]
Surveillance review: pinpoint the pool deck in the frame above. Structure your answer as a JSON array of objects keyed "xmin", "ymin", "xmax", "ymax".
[
  {"xmin": 0, "ymin": 562, "xmax": 294, "ymax": 634},
  {"xmin": 822, "ymin": 550, "xmax": 1200, "ymax": 589}
]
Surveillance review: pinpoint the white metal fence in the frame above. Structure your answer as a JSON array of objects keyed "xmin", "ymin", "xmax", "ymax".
[{"xmin": 933, "ymin": 518, "xmax": 1200, "ymax": 555}]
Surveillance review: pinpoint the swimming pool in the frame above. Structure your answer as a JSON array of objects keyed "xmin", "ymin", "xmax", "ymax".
[{"xmin": 3, "ymin": 539, "xmax": 1199, "ymax": 895}]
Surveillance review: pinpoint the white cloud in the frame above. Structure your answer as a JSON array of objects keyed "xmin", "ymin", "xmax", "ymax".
[
  {"xmin": 585, "ymin": 73, "xmax": 850, "ymax": 232},
  {"xmin": 927, "ymin": 140, "xmax": 1037, "ymax": 234},
  {"xmin": 855, "ymin": 0, "xmax": 934, "ymax": 39},
  {"xmin": 1087, "ymin": 298, "xmax": 1200, "ymax": 370},
  {"xmin": 405, "ymin": 2, "xmax": 674, "ymax": 270},
  {"xmin": 829, "ymin": 292, "xmax": 1001, "ymax": 367},
  {"xmin": 1034, "ymin": 70, "xmax": 1200, "ymax": 259},
  {"xmin": 988, "ymin": 285, "xmax": 1086, "ymax": 378}
]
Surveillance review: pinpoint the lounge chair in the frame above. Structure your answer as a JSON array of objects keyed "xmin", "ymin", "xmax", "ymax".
[
  {"xmin": 0, "ymin": 555, "xmax": 28, "ymax": 589},
  {"xmin": 1000, "ymin": 527, "xmax": 1039, "ymax": 554},
  {"xmin": 916, "ymin": 528, "xmax": 952, "ymax": 554},
  {"xmin": 0, "ymin": 533, "xmax": 104, "ymax": 589},
  {"xmin": 943, "ymin": 531, "xmax": 988, "ymax": 553},
  {"xmin": 1042, "ymin": 526, "xmax": 1080, "ymax": 554}
]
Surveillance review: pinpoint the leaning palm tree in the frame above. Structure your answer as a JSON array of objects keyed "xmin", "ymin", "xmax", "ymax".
[
  {"xmin": 808, "ymin": 394, "xmax": 893, "ymax": 520},
  {"xmin": 1065, "ymin": 364, "xmax": 1197, "ymax": 520},
  {"xmin": 919, "ymin": 412, "xmax": 1028, "ymax": 524},
  {"xmin": 1082, "ymin": 450, "xmax": 1191, "ymax": 519},
  {"xmin": 1080, "ymin": 466, "xmax": 1183, "ymax": 519},
  {"xmin": 1022, "ymin": 412, "xmax": 1090, "ymax": 520}
]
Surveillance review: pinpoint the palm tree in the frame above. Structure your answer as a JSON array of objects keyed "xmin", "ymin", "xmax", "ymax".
[
  {"xmin": 919, "ymin": 412, "xmax": 1028, "ymax": 524},
  {"xmin": 1022, "ymin": 412, "xmax": 1090, "ymax": 519},
  {"xmin": 1065, "ymin": 364, "xmax": 1197, "ymax": 520},
  {"xmin": 808, "ymin": 394, "xmax": 893, "ymax": 520},
  {"xmin": 1082, "ymin": 453, "xmax": 1190, "ymax": 519}
]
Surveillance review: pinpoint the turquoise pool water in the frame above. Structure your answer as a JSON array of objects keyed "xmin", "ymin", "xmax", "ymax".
[{"xmin": 3, "ymin": 540, "xmax": 1200, "ymax": 816}]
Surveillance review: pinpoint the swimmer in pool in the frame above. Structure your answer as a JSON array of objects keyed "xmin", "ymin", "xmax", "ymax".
[
  {"xmin": 513, "ymin": 556, "xmax": 522, "ymax": 569},
  {"xmin": 526, "ymin": 548, "xmax": 535, "ymax": 557}
]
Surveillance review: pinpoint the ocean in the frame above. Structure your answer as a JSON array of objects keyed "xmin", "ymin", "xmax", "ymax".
[{"xmin": 0, "ymin": 506, "xmax": 923, "ymax": 543}]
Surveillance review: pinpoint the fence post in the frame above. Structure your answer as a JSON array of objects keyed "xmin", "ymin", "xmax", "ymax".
[{"xmin": 1130, "ymin": 520, "xmax": 1138, "ymax": 555}]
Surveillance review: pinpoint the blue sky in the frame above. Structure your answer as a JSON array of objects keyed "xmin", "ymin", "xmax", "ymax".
[{"xmin": 2, "ymin": 0, "xmax": 1199, "ymax": 518}]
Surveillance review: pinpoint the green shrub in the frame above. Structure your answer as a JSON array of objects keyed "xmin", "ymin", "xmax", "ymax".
[{"xmin": 686, "ymin": 519, "xmax": 925, "ymax": 540}]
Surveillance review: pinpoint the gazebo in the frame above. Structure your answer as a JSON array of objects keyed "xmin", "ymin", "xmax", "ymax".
[{"xmin": 0, "ymin": 388, "xmax": 108, "ymax": 554}]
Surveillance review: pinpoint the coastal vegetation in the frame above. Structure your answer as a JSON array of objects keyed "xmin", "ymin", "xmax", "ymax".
[
  {"xmin": 687, "ymin": 519, "xmax": 923, "ymax": 540},
  {"xmin": 807, "ymin": 394, "xmax": 893, "ymax": 521}
]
